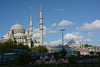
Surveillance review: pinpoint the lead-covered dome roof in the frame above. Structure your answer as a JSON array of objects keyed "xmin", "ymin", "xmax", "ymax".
[
  {"xmin": 67, "ymin": 40, "xmax": 75, "ymax": 45},
  {"xmin": 14, "ymin": 33, "xmax": 25, "ymax": 36},
  {"xmin": 3, "ymin": 34, "xmax": 9, "ymax": 39},
  {"xmin": 10, "ymin": 22, "xmax": 24, "ymax": 30}
]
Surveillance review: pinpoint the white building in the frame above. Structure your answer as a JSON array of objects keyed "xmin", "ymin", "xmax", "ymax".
[
  {"xmin": 0, "ymin": 6, "xmax": 44, "ymax": 47},
  {"xmin": 67, "ymin": 38, "xmax": 81, "ymax": 49}
]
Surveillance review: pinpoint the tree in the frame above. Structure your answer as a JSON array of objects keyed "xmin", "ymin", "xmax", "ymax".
[
  {"xmin": 16, "ymin": 52, "xmax": 34, "ymax": 65},
  {"xmin": 59, "ymin": 48, "xmax": 67, "ymax": 57},
  {"xmin": 67, "ymin": 55, "xmax": 77, "ymax": 64},
  {"xmin": 65, "ymin": 44, "xmax": 69, "ymax": 47},
  {"xmin": 0, "ymin": 40, "xmax": 30, "ymax": 52},
  {"xmin": 73, "ymin": 50, "xmax": 80, "ymax": 56},
  {"xmin": 53, "ymin": 52, "xmax": 59, "ymax": 59},
  {"xmin": 96, "ymin": 52, "xmax": 100, "ymax": 56},
  {"xmin": 17, "ymin": 43, "xmax": 30, "ymax": 51},
  {"xmin": 32, "ymin": 45, "xmax": 48, "ymax": 53},
  {"xmin": 90, "ymin": 51, "xmax": 94, "ymax": 56},
  {"xmin": 84, "ymin": 44, "xmax": 92, "ymax": 48},
  {"xmin": 0, "ymin": 40, "xmax": 17, "ymax": 52}
]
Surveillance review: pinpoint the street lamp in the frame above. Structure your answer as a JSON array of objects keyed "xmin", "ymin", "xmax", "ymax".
[{"xmin": 60, "ymin": 29, "xmax": 65, "ymax": 47}]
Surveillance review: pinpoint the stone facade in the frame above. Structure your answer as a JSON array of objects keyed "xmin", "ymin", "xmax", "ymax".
[
  {"xmin": 0, "ymin": 6, "xmax": 44, "ymax": 47},
  {"xmin": 0, "ymin": 20, "xmax": 37, "ymax": 48}
]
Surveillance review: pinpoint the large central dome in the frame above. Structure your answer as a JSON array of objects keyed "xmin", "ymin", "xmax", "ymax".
[{"xmin": 10, "ymin": 22, "xmax": 24, "ymax": 30}]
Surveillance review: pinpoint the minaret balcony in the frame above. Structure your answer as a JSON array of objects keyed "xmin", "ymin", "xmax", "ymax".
[
  {"xmin": 40, "ymin": 28, "xmax": 43, "ymax": 30},
  {"xmin": 39, "ymin": 23, "xmax": 43, "ymax": 25}
]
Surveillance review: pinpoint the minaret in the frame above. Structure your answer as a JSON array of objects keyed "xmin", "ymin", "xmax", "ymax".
[
  {"xmin": 78, "ymin": 36, "xmax": 81, "ymax": 47},
  {"xmin": 39, "ymin": 4, "xmax": 43, "ymax": 45},
  {"xmin": 30, "ymin": 15, "xmax": 33, "ymax": 36}
]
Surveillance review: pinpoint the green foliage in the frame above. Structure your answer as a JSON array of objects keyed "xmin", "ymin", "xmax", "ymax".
[
  {"xmin": 65, "ymin": 44, "xmax": 69, "ymax": 47},
  {"xmin": 67, "ymin": 55, "xmax": 77, "ymax": 64},
  {"xmin": 32, "ymin": 45, "xmax": 48, "ymax": 53},
  {"xmin": 59, "ymin": 48, "xmax": 67, "ymax": 57},
  {"xmin": 53, "ymin": 48, "xmax": 67, "ymax": 59},
  {"xmin": 0, "ymin": 40, "xmax": 17, "ymax": 52},
  {"xmin": 17, "ymin": 43, "xmax": 30, "ymax": 51},
  {"xmin": 0, "ymin": 40, "xmax": 30, "ymax": 52},
  {"xmin": 53, "ymin": 52, "xmax": 59, "ymax": 59},
  {"xmin": 16, "ymin": 52, "xmax": 34, "ymax": 65},
  {"xmin": 84, "ymin": 44, "xmax": 92, "ymax": 48},
  {"xmin": 90, "ymin": 51, "xmax": 94, "ymax": 56},
  {"xmin": 96, "ymin": 52, "xmax": 100, "ymax": 56},
  {"xmin": 73, "ymin": 50, "xmax": 80, "ymax": 56}
]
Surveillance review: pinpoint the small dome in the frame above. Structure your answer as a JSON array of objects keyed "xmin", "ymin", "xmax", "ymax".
[
  {"xmin": 3, "ymin": 34, "xmax": 9, "ymax": 39},
  {"xmin": 10, "ymin": 22, "xmax": 24, "ymax": 30},
  {"xmin": 14, "ymin": 33, "xmax": 25, "ymax": 36},
  {"xmin": 67, "ymin": 40, "xmax": 75, "ymax": 45}
]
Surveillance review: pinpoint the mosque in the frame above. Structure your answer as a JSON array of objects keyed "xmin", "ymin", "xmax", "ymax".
[{"xmin": 0, "ymin": 6, "xmax": 44, "ymax": 48}]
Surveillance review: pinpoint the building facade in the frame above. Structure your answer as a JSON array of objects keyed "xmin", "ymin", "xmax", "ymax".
[{"xmin": 0, "ymin": 6, "xmax": 44, "ymax": 47}]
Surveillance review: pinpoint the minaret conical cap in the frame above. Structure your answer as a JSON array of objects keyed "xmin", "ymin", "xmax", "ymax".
[
  {"xmin": 30, "ymin": 14, "xmax": 32, "ymax": 21},
  {"xmin": 40, "ymin": 3, "xmax": 42, "ymax": 12},
  {"xmin": 17, "ymin": 20, "xmax": 19, "ymax": 24}
]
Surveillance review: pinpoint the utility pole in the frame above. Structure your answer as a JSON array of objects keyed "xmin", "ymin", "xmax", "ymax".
[{"xmin": 60, "ymin": 29, "xmax": 65, "ymax": 47}]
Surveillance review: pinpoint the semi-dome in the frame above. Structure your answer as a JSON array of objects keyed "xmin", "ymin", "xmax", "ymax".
[
  {"xmin": 10, "ymin": 22, "xmax": 24, "ymax": 30},
  {"xmin": 14, "ymin": 33, "xmax": 25, "ymax": 36},
  {"xmin": 3, "ymin": 34, "xmax": 9, "ymax": 39}
]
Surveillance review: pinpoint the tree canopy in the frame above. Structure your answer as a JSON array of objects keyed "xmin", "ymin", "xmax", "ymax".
[
  {"xmin": 59, "ymin": 48, "xmax": 67, "ymax": 57},
  {"xmin": 73, "ymin": 50, "xmax": 80, "ymax": 56},
  {"xmin": 84, "ymin": 44, "xmax": 92, "ymax": 48},
  {"xmin": 32, "ymin": 45, "xmax": 48, "ymax": 53},
  {"xmin": 16, "ymin": 52, "xmax": 34, "ymax": 65},
  {"xmin": 0, "ymin": 40, "xmax": 30, "ymax": 52}
]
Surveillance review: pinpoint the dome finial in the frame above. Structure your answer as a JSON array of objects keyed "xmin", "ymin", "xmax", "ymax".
[{"xmin": 17, "ymin": 20, "xmax": 19, "ymax": 24}]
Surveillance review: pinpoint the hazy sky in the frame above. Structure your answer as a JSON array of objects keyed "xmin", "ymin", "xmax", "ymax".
[{"xmin": 0, "ymin": 0, "xmax": 100, "ymax": 46}]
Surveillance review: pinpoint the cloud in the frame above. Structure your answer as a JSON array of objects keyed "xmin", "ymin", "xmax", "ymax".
[
  {"xmin": 76, "ymin": 20, "xmax": 100, "ymax": 31},
  {"xmin": 53, "ymin": 8, "xmax": 64, "ymax": 11},
  {"xmin": 48, "ymin": 31, "xmax": 58, "ymax": 33},
  {"xmin": 33, "ymin": 26, "xmax": 47, "ymax": 40},
  {"xmin": 43, "ymin": 42, "xmax": 49, "ymax": 46},
  {"xmin": 84, "ymin": 39, "xmax": 92, "ymax": 42},
  {"xmin": 87, "ymin": 32, "xmax": 92, "ymax": 37},
  {"xmin": 29, "ymin": 6, "xmax": 34, "ymax": 10},
  {"xmin": 58, "ymin": 20, "xmax": 75, "ymax": 27},
  {"xmin": 57, "ymin": 9, "xmax": 64, "ymax": 11},
  {"xmin": 64, "ymin": 32, "xmax": 83, "ymax": 40},
  {"xmin": 51, "ymin": 23, "xmax": 56, "ymax": 27},
  {"xmin": 50, "ymin": 39, "xmax": 62, "ymax": 46},
  {"xmin": 49, "ymin": 32, "xmax": 83, "ymax": 45}
]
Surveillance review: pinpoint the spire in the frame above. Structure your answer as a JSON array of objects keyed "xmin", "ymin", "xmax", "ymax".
[
  {"xmin": 40, "ymin": 3, "xmax": 42, "ymax": 12},
  {"xmin": 30, "ymin": 14, "xmax": 32, "ymax": 21},
  {"xmin": 40, "ymin": 4, "xmax": 43, "ymax": 20},
  {"xmin": 86, "ymin": 40, "xmax": 87, "ymax": 44},
  {"xmin": 78, "ymin": 36, "xmax": 81, "ymax": 47},
  {"xmin": 17, "ymin": 20, "xmax": 19, "ymax": 24},
  {"xmin": 30, "ymin": 14, "xmax": 32, "ymax": 26}
]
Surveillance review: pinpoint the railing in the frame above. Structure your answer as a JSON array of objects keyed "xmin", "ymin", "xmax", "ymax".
[{"xmin": 0, "ymin": 62, "xmax": 100, "ymax": 67}]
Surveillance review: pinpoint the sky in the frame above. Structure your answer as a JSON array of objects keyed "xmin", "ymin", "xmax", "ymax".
[{"xmin": 0, "ymin": 0, "xmax": 100, "ymax": 46}]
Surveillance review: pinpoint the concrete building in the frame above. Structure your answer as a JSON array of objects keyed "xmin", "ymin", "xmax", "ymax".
[
  {"xmin": 80, "ymin": 47, "xmax": 100, "ymax": 56},
  {"xmin": 46, "ymin": 45, "xmax": 73, "ymax": 55}
]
